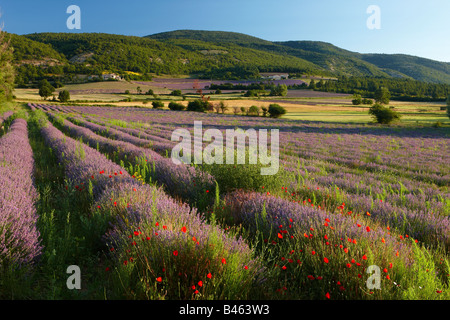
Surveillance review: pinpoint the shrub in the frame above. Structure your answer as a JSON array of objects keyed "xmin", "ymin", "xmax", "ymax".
[
  {"xmin": 248, "ymin": 105, "xmax": 260, "ymax": 116},
  {"xmin": 187, "ymin": 99, "xmax": 210, "ymax": 112},
  {"xmin": 352, "ymin": 94, "xmax": 362, "ymax": 105},
  {"xmin": 369, "ymin": 103, "xmax": 401, "ymax": 124},
  {"xmin": 58, "ymin": 90, "xmax": 70, "ymax": 102},
  {"xmin": 362, "ymin": 98, "xmax": 373, "ymax": 105},
  {"xmin": 446, "ymin": 94, "xmax": 450, "ymax": 119},
  {"xmin": 170, "ymin": 89, "xmax": 182, "ymax": 96},
  {"xmin": 168, "ymin": 101, "xmax": 185, "ymax": 111},
  {"xmin": 268, "ymin": 104, "xmax": 287, "ymax": 118},
  {"xmin": 261, "ymin": 107, "xmax": 268, "ymax": 117},
  {"xmin": 374, "ymin": 87, "xmax": 391, "ymax": 104},
  {"xmin": 152, "ymin": 101, "xmax": 164, "ymax": 109},
  {"xmin": 270, "ymin": 84, "xmax": 287, "ymax": 96}
]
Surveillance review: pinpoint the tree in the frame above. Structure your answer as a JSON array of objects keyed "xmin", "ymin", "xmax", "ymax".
[
  {"xmin": 170, "ymin": 89, "xmax": 182, "ymax": 96},
  {"xmin": 270, "ymin": 84, "xmax": 287, "ymax": 96},
  {"xmin": 168, "ymin": 101, "xmax": 185, "ymax": 111},
  {"xmin": 369, "ymin": 103, "xmax": 401, "ymax": 124},
  {"xmin": 187, "ymin": 99, "xmax": 209, "ymax": 112},
  {"xmin": 249, "ymin": 105, "xmax": 260, "ymax": 116},
  {"xmin": 0, "ymin": 29, "xmax": 15, "ymax": 104},
  {"xmin": 308, "ymin": 79, "xmax": 316, "ymax": 90},
  {"xmin": 374, "ymin": 87, "xmax": 391, "ymax": 104},
  {"xmin": 58, "ymin": 90, "xmax": 70, "ymax": 102},
  {"xmin": 152, "ymin": 101, "xmax": 164, "ymax": 109},
  {"xmin": 219, "ymin": 101, "xmax": 228, "ymax": 114},
  {"xmin": 446, "ymin": 94, "xmax": 450, "ymax": 119},
  {"xmin": 137, "ymin": 86, "xmax": 142, "ymax": 94},
  {"xmin": 352, "ymin": 94, "xmax": 362, "ymax": 105},
  {"xmin": 38, "ymin": 79, "xmax": 55, "ymax": 100},
  {"xmin": 261, "ymin": 106, "xmax": 268, "ymax": 117},
  {"xmin": 268, "ymin": 104, "xmax": 287, "ymax": 118}
]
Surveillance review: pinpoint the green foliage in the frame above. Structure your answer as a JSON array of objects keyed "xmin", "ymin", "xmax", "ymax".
[
  {"xmin": 0, "ymin": 31, "xmax": 15, "ymax": 104},
  {"xmin": 8, "ymin": 30, "xmax": 450, "ymax": 87},
  {"xmin": 152, "ymin": 101, "xmax": 164, "ymax": 109},
  {"xmin": 58, "ymin": 90, "xmax": 70, "ymax": 102},
  {"xmin": 374, "ymin": 87, "xmax": 391, "ymax": 104},
  {"xmin": 314, "ymin": 76, "xmax": 450, "ymax": 101},
  {"xmin": 203, "ymin": 152, "xmax": 286, "ymax": 196},
  {"xmin": 369, "ymin": 103, "xmax": 401, "ymax": 124},
  {"xmin": 168, "ymin": 101, "xmax": 185, "ymax": 111},
  {"xmin": 187, "ymin": 99, "xmax": 211, "ymax": 112},
  {"xmin": 352, "ymin": 94, "xmax": 362, "ymax": 105},
  {"xmin": 270, "ymin": 84, "xmax": 288, "ymax": 96},
  {"xmin": 170, "ymin": 89, "xmax": 182, "ymax": 96},
  {"xmin": 38, "ymin": 79, "xmax": 55, "ymax": 100},
  {"xmin": 268, "ymin": 104, "xmax": 287, "ymax": 118},
  {"xmin": 248, "ymin": 105, "xmax": 260, "ymax": 116},
  {"xmin": 447, "ymin": 94, "xmax": 450, "ymax": 119},
  {"xmin": 261, "ymin": 107, "xmax": 268, "ymax": 117}
]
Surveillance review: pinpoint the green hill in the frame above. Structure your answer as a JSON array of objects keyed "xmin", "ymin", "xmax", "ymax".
[
  {"xmin": 6, "ymin": 30, "xmax": 450, "ymax": 86},
  {"xmin": 148, "ymin": 30, "xmax": 450, "ymax": 83}
]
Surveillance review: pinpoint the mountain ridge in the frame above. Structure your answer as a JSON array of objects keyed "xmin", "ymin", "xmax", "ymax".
[{"xmin": 7, "ymin": 29, "xmax": 450, "ymax": 85}]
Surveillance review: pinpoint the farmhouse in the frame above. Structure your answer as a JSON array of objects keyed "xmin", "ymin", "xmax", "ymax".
[
  {"xmin": 102, "ymin": 73, "xmax": 122, "ymax": 81},
  {"xmin": 260, "ymin": 72, "xmax": 289, "ymax": 80}
]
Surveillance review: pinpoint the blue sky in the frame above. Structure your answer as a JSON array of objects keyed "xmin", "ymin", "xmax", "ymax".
[{"xmin": 0, "ymin": 0, "xmax": 449, "ymax": 62}]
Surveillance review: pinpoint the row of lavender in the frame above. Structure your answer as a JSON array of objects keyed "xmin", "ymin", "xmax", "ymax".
[
  {"xmin": 36, "ymin": 112, "xmax": 263, "ymax": 298},
  {"xmin": 0, "ymin": 118, "xmax": 42, "ymax": 269},
  {"xmin": 53, "ymin": 104, "xmax": 449, "ymax": 186},
  {"xmin": 43, "ymin": 110, "xmax": 216, "ymax": 207},
  {"xmin": 28, "ymin": 105, "xmax": 450, "ymax": 298},
  {"xmin": 35, "ymin": 104, "xmax": 450, "ymax": 249}
]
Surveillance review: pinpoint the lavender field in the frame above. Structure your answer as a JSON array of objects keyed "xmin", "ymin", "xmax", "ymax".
[{"xmin": 0, "ymin": 103, "xmax": 449, "ymax": 300}]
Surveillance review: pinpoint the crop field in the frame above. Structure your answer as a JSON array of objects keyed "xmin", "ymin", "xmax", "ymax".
[{"xmin": 0, "ymin": 103, "xmax": 449, "ymax": 300}]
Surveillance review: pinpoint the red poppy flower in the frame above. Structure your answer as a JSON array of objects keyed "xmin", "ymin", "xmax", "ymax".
[
  {"xmin": 221, "ymin": 258, "xmax": 226, "ymax": 264},
  {"xmin": 207, "ymin": 273, "xmax": 212, "ymax": 279},
  {"xmin": 181, "ymin": 226, "xmax": 187, "ymax": 233},
  {"xmin": 324, "ymin": 257, "xmax": 329, "ymax": 264},
  {"xmin": 362, "ymin": 255, "xmax": 367, "ymax": 260},
  {"xmin": 198, "ymin": 281, "xmax": 203, "ymax": 287},
  {"xmin": 173, "ymin": 250, "xmax": 179, "ymax": 256},
  {"xmin": 156, "ymin": 277, "xmax": 162, "ymax": 282},
  {"xmin": 325, "ymin": 292, "xmax": 330, "ymax": 299}
]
